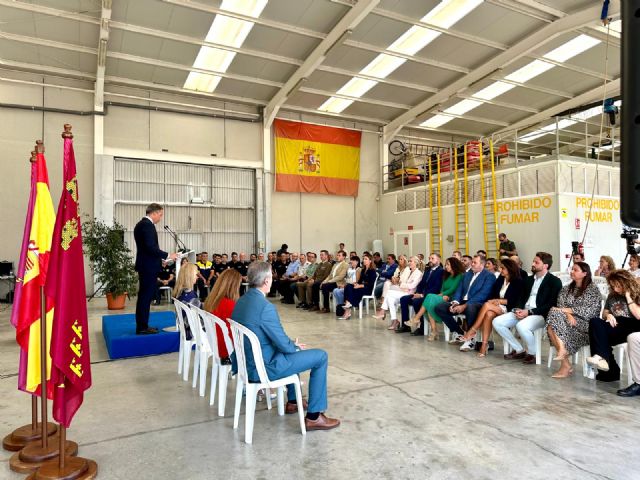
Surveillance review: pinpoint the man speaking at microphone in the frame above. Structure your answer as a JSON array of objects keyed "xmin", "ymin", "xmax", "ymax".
[{"xmin": 134, "ymin": 203, "xmax": 178, "ymax": 335}]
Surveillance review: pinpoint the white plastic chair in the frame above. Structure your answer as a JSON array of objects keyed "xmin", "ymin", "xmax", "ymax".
[
  {"xmin": 548, "ymin": 344, "xmax": 588, "ymax": 376},
  {"xmin": 195, "ymin": 308, "xmax": 234, "ymax": 416},
  {"xmin": 159, "ymin": 286, "xmax": 172, "ymax": 303},
  {"xmin": 358, "ymin": 273, "xmax": 380, "ymax": 319},
  {"xmin": 229, "ymin": 319, "xmax": 306, "ymax": 444},
  {"xmin": 613, "ymin": 343, "xmax": 633, "ymax": 385},
  {"xmin": 172, "ymin": 298, "xmax": 197, "ymax": 381},
  {"xmin": 184, "ymin": 304, "xmax": 212, "ymax": 395}
]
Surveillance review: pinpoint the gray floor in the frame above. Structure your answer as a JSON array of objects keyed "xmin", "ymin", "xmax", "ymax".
[{"xmin": 0, "ymin": 298, "xmax": 638, "ymax": 480}]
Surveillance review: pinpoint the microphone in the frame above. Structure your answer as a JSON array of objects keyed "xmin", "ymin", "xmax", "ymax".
[{"xmin": 164, "ymin": 225, "xmax": 188, "ymax": 252}]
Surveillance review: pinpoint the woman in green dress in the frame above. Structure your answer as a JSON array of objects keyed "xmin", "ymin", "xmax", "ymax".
[{"xmin": 406, "ymin": 257, "xmax": 465, "ymax": 341}]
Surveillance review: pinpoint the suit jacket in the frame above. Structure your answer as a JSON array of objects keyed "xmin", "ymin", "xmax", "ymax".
[
  {"xmin": 453, "ymin": 268, "xmax": 496, "ymax": 304},
  {"xmin": 232, "ymin": 288, "xmax": 296, "ymax": 382},
  {"xmin": 324, "ymin": 260, "xmax": 348, "ymax": 284},
  {"xmin": 489, "ymin": 276, "xmax": 524, "ymax": 311},
  {"xmin": 416, "ymin": 265, "xmax": 444, "ymax": 296},
  {"xmin": 517, "ymin": 272, "xmax": 563, "ymax": 318},
  {"xmin": 133, "ymin": 217, "xmax": 167, "ymax": 275}
]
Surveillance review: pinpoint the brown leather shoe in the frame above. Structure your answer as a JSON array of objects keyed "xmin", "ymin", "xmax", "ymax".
[
  {"xmin": 308, "ymin": 305, "xmax": 319, "ymax": 312},
  {"xmin": 285, "ymin": 400, "xmax": 308, "ymax": 414},
  {"xmin": 317, "ymin": 308, "xmax": 329, "ymax": 314},
  {"xmin": 522, "ymin": 354, "xmax": 536, "ymax": 364},
  {"xmin": 504, "ymin": 350, "xmax": 526, "ymax": 360},
  {"xmin": 305, "ymin": 413, "xmax": 341, "ymax": 431}
]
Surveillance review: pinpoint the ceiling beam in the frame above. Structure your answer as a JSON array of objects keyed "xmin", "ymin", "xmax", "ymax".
[
  {"xmin": 95, "ymin": 0, "xmax": 112, "ymax": 113},
  {"xmin": 262, "ymin": 0, "xmax": 379, "ymax": 128},
  {"xmin": 454, "ymin": 93, "xmax": 538, "ymax": 113},
  {"xmin": 298, "ymin": 86, "xmax": 409, "ymax": 110},
  {"xmin": 383, "ymin": 2, "xmax": 619, "ymax": 142},
  {"xmin": 280, "ymin": 104, "xmax": 387, "ymax": 126},
  {"xmin": 493, "ymin": 77, "xmax": 620, "ymax": 135}
]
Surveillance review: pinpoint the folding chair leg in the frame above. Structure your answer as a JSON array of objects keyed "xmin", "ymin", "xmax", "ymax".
[
  {"xmin": 245, "ymin": 385, "xmax": 258, "ymax": 445},
  {"xmin": 218, "ymin": 366, "xmax": 229, "ymax": 416},
  {"xmin": 233, "ymin": 378, "xmax": 244, "ymax": 430},
  {"xmin": 534, "ymin": 329, "xmax": 542, "ymax": 365},
  {"xmin": 178, "ymin": 343, "xmax": 184, "ymax": 375},
  {"xmin": 192, "ymin": 349, "xmax": 200, "ymax": 388},
  {"xmin": 209, "ymin": 363, "xmax": 219, "ymax": 406},
  {"xmin": 265, "ymin": 388, "xmax": 272, "ymax": 410},
  {"xmin": 199, "ymin": 353, "xmax": 208, "ymax": 397},
  {"xmin": 183, "ymin": 345, "xmax": 192, "ymax": 382}
]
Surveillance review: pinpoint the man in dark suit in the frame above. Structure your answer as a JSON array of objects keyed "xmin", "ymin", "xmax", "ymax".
[
  {"xmin": 134, "ymin": 203, "xmax": 177, "ymax": 335},
  {"xmin": 232, "ymin": 261, "xmax": 340, "ymax": 431},
  {"xmin": 435, "ymin": 255, "xmax": 496, "ymax": 343},
  {"xmin": 493, "ymin": 252, "xmax": 562, "ymax": 364},
  {"xmin": 396, "ymin": 253, "xmax": 444, "ymax": 335}
]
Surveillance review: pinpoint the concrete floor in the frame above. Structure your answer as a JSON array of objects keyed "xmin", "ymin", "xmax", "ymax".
[{"xmin": 0, "ymin": 298, "xmax": 638, "ymax": 480}]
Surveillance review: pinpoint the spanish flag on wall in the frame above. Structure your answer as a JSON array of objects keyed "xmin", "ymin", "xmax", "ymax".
[{"xmin": 274, "ymin": 119, "xmax": 361, "ymax": 197}]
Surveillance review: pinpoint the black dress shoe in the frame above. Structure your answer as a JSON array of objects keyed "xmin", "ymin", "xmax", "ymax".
[
  {"xmin": 297, "ymin": 303, "xmax": 307, "ymax": 309},
  {"xmin": 617, "ymin": 382, "xmax": 640, "ymax": 397},
  {"xmin": 136, "ymin": 327, "xmax": 159, "ymax": 335},
  {"xmin": 395, "ymin": 325, "xmax": 411, "ymax": 333},
  {"xmin": 596, "ymin": 371, "xmax": 620, "ymax": 382},
  {"xmin": 411, "ymin": 327, "xmax": 425, "ymax": 336}
]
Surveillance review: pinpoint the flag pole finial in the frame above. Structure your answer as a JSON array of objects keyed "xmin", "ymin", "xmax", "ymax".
[
  {"xmin": 62, "ymin": 124, "xmax": 73, "ymax": 139},
  {"xmin": 29, "ymin": 150, "xmax": 37, "ymax": 163},
  {"xmin": 35, "ymin": 140, "xmax": 44, "ymax": 154}
]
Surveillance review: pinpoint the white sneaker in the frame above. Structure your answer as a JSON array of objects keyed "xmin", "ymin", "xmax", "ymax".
[
  {"xmin": 448, "ymin": 332, "xmax": 463, "ymax": 344},
  {"xmin": 460, "ymin": 339, "xmax": 476, "ymax": 352},
  {"xmin": 586, "ymin": 354, "xmax": 610, "ymax": 371}
]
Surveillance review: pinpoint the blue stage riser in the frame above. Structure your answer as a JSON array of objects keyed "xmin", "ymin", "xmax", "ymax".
[{"xmin": 102, "ymin": 311, "xmax": 179, "ymax": 360}]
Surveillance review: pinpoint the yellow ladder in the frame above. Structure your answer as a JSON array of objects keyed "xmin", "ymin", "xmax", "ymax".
[
  {"xmin": 428, "ymin": 153, "xmax": 443, "ymax": 255},
  {"xmin": 479, "ymin": 141, "xmax": 500, "ymax": 257},
  {"xmin": 454, "ymin": 144, "xmax": 469, "ymax": 254}
]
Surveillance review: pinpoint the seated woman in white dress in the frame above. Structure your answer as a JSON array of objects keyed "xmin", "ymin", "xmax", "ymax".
[{"xmin": 374, "ymin": 256, "xmax": 423, "ymax": 330}]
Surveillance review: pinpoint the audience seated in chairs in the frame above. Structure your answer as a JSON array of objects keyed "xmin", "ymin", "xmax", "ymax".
[
  {"xmin": 587, "ymin": 269, "xmax": 640, "ymax": 382},
  {"xmin": 380, "ymin": 254, "xmax": 409, "ymax": 305},
  {"xmin": 374, "ymin": 256, "xmax": 423, "ymax": 330},
  {"xmin": 460, "ymin": 258, "xmax": 524, "ymax": 355},
  {"xmin": 270, "ymin": 252, "xmax": 290, "ymax": 297},
  {"xmin": 173, "ymin": 263, "xmax": 202, "ymax": 340},
  {"xmin": 546, "ymin": 261, "xmax": 602, "ymax": 378},
  {"xmin": 203, "ymin": 268, "xmax": 241, "ymax": 364},
  {"xmin": 196, "ymin": 252, "xmax": 214, "ymax": 301},
  {"xmin": 434, "ymin": 255, "xmax": 496, "ymax": 344},
  {"xmin": 277, "ymin": 252, "xmax": 303, "ymax": 304},
  {"xmin": 154, "ymin": 260, "xmax": 175, "ymax": 305},
  {"xmin": 627, "ymin": 254, "xmax": 640, "ymax": 279},
  {"xmin": 595, "ymin": 255, "xmax": 616, "ymax": 278},
  {"xmin": 318, "ymin": 250, "xmax": 348, "ymax": 314},
  {"xmin": 332, "ymin": 256, "xmax": 361, "ymax": 307},
  {"xmin": 618, "ymin": 332, "xmax": 640, "ymax": 397},
  {"xmin": 339, "ymin": 254, "xmax": 377, "ymax": 320},
  {"xmin": 304, "ymin": 250, "xmax": 333, "ymax": 311},
  {"xmin": 374, "ymin": 254, "xmax": 397, "ymax": 298},
  {"xmin": 407, "ymin": 257, "xmax": 465, "ymax": 341},
  {"xmin": 396, "ymin": 253, "xmax": 444, "ymax": 335},
  {"xmin": 485, "ymin": 258, "xmax": 500, "ymax": 278},
  {"xmin": 461, "ymin": 255, "xmax": 473, "ymax": 271},
  {"xmin": 493, "ymin": 252, "xmax": 562, "ymax": 365},
  {"xmin": 510, "ymin": 254, "xmax": 529, "ymax": 279}
]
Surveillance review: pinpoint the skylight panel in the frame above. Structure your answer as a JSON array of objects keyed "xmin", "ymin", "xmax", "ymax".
[
  {"xmin": 388, "ymin": 26, "xmax": 441, "ymax": 56},
  {"xmin": 543, "ymin": 34, "xmax": 600, "ymax": 63},
  {"xmin": 337, "ymin": 77, "xmax": 379, "ymax": 98},
  {"xmin": 420, "ymin": 114, "xmax": 453, "ymax": 129},
  {"xmin": 472, "ymin": 81, "xmax": 515, "ymax": 100},
  {"xmin": 444, "ymin": 98, "xmax": 482, "ymax": 116},
  {"xmin": 360, "ymin": 54, "xmax": 407, "ymax": 80},
  {"xmin": 318, "ymin": 97, "xmax": 354, "ymax": 114},
  {"xmin": 504, "ymin": 60, "xmax": 554, "ymax": 83},
  {"xmin": 424, "ymin": 0, "xmax": 484, "ymax": 29}
]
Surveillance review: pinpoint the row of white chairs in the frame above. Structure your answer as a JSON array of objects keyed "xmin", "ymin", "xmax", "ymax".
[{"xmin": 172, "ymin": 298, "xmax": 306, "ymax": 444}]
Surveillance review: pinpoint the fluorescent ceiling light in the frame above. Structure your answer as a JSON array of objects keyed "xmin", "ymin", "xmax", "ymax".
[
  {"xmin": 424, "ymin": 0, "xmax": 483, "ymax": 29},
  {"xmin": 472, "ymin": 81, "xmax": 515, "ymax": 100},
  {"xmin": 337, "ymin": 77, "xmax": 378, "ymax": 98},
  {"xmin": 318, "ymin": 97, "xmax": 354, "ymax": 114},
  {"xmin": 421, "ymin": 114, "xmax": 453, "ymax": 129},
  {"xmin": 360, "ymin": 54, "xmax": 407, "ymax": 79},
  {"xmin": 505, "ymin": 59, "xmax": 554, "ymax": 83},
  {"xmin": 444, "ymin": 98, "xmax": 482, "ymax": 115},
  {"xmin": 543, "ymin": 34, "xmax": 600, "ymax": 63},
  {"xmin": 184, "ymin": 0, "xmax": 267, "ymax": 93},
  {"xmin": 388, "ymin": 26, "xmax": 440, "ymax": 56}
]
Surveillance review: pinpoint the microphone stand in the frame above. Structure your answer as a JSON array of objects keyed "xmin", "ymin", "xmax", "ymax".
[{"xmin": 164, "ymin": 225, "xmax": 188, "ymax": 253}]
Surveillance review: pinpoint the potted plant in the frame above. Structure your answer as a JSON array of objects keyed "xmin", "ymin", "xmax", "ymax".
[{"xmin": 82, "ymin": 218, "xmax": 138, "ymax": 310}]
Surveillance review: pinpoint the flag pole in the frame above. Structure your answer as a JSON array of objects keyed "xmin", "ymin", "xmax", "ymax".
[
  {"xmin": 9, "ymin": 142, "xmax": 78, "ymax": 475},
  {"xmin": 2, "ymin": 150, "xmax": 58, "ymax": 453}
]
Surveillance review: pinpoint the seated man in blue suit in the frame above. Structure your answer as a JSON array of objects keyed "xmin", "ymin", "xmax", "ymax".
[
  {"xmin": 435, "ymin": 255, "xmax": 496, "ymax": 344},
  {"xmin": 232, "ymin": 261, "xmax": 340, "ymax": 431},
  {"xmin": 396, "ymin": 253, "xmax": 444, "ymax": 335}
]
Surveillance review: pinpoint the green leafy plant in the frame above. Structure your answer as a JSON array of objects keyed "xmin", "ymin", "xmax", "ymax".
[{"xmin": 82, "ymin": 217, "xmax": 138, "ymax": 297}]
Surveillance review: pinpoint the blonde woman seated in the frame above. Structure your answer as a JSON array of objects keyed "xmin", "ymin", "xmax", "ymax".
[
  {"xmin": 374, "ymin": 256, "xmax": 423, "ymax": 330},
  {"xmin": 547, "ymin": 261, "xmax": 602, "ymax": 378},
  {"xmin": 406, "ymin": 257, "xmax": 465, "ymax": 341},
  {"xmin": 627, "ymin": 254, "xmax": 640, "ymax": 279},
  {"xmin": 458, "ymin": 259, "xmax": 524, "ymax": 356},
  {"xmin": 595, "ymin": 255, "xmax": 616, "ymax": 278},
  {"xmin": 380, "ymin": 254, "xmax": 409, "ymax": 304}
]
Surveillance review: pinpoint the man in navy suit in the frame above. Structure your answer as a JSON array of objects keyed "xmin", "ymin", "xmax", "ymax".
[
  {"xmin": 134, "ymin": 203, "xmax": 177, "ymax": 335},
  {"xmin": 232, "ymin": 261, "xmax": 340, "ymax": 431},
  {"xmin": 435, "ymin": 255, "xmax": 496, "ymax": 343},
  {"xmin": 396, "ymin": 253, "xmax": 444, "ymax": 335}
]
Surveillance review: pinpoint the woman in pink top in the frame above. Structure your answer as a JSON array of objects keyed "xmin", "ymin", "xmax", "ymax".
[{"xmin": 374, "ymin": 256, "xmax": 423, "ymax": 330}]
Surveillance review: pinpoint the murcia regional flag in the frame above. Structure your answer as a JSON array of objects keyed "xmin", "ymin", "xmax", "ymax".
[{"xmin": 274, "ymin": 119, "xmax": 361, "ymax": 197}]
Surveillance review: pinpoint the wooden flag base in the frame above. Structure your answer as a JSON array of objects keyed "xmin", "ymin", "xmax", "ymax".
[
  {"xmin": 9, "ymin": 436, "xmax": 78, "ymax": 474},
  {"xmin": 26, "ymin": 456, "xmax": 98, "ymax": 480},
  {"xmin": 3, "ymin": 422, "xmax": 58, "ymax": 451}
]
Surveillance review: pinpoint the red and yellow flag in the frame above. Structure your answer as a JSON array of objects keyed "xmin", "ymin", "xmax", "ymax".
[
  {"xmin": 45, "ymin": 127, "xmax": 91, "ymax": 428},
  {"xmin": 11, "ymin": 148, "xmax": 56, "ymax": 398},
  {"xmin": 274, "ymin": 119, "xmax": 361, "ymax": 197}
]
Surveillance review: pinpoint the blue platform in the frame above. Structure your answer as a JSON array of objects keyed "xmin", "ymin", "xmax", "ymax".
[{"xmin": 102, "ymin": 311, "xmax": 179, "ymax": 360}]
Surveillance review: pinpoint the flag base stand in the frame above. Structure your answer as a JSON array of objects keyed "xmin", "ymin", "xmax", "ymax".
[
  {"xmin": 26, "ymin": 456, "xmax": 98, "ymax": 480},
  {"xmin": 3, "ymin": 422, "xmax": 58, "ymax": 451},
  {"xmin": 9, "ymin": 436, "xmax": 78, "ymax": 474}
]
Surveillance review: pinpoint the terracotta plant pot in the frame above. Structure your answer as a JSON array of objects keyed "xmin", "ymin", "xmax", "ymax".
[{"xmin": 106, "ymin": 292, "xmax": 127, "ymax": 310}]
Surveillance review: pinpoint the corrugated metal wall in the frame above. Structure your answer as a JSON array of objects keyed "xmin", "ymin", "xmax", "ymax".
[{"xmin": 114, "ymin": 157, "xmax": 256, "ymax": 256}]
